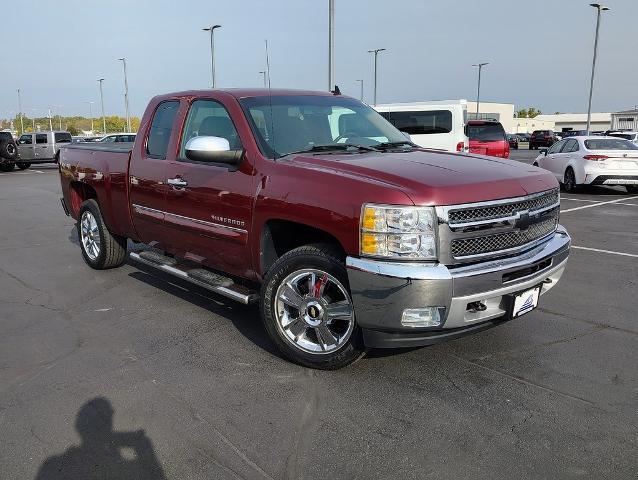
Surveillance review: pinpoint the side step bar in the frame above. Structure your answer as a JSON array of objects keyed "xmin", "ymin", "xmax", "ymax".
[{"xmin": 129, "ymin": 252, "xmax": 259, "ymax": 305}]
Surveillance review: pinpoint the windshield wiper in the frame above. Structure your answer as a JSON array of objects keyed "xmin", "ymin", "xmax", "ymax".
[
  {"xmin": 374, "ymin": 141, "xmax": 417, "ymax": 150},
  {"xmin": 282, "ymin": 143, "xmax": 377, "ymax": 157}
]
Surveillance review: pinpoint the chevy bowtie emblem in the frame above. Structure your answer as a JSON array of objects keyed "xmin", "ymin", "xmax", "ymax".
[{"xmin": 514, "ymin": 211, "xmax": 536, "ymax": 231}]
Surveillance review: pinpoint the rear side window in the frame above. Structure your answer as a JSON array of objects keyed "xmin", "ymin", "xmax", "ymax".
[
  {"xmin": 18, "ymin": 134, "xmax": 32, "ymax": 145},
  {"xmin": 55, "ymin": 132, "xmax": 72, "ymax": 143},
  {"xmin": 561, "ymin": 139, "xmax": 578, "ymax": 153},
  {"xmin": 584, "ymin": 138, "xmax": 638, "ymax": 150},
  {"xmin": 383, "ymin": 110, "xmax": 452, "ymax": 135},
  {"xmin": 36, "ymin": 134, "xmax": 48, "ymax": 144},
  {"xmin": 146, "ymin": 101, "xmax": 179, "ymax": 158},
  {"xmin": 466, "ymin": 123, "xmax": 505, "ymax": 141}
]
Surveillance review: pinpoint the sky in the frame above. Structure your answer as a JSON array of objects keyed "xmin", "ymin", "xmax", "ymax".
[{"xmin": 2, "ymin": 0, "xmax": 637, "ymax": 119}]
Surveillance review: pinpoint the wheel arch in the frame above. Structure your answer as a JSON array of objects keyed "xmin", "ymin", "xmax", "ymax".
[
  {"xmin": 259, "ymin": 219, "xmax": 347, "ymax": 277},
  {"xmin": 69, "ymin": 181, "xmax": 98, "ymax": 217}
]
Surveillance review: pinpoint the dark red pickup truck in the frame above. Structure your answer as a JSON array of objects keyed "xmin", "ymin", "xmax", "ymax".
[{"xmin": 59, "ymin": 89, "xmax": 570, "ymax": 369}]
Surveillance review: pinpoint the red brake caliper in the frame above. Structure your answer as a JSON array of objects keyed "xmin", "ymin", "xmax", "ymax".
[{"xmin": 313, "ymin": 273, "xmax": 328, "ymax": 298}]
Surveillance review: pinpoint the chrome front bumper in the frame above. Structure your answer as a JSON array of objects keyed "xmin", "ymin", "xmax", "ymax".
[{"xmin": 346, "ymin": 226, "xmax": 571, "ymax": 348}]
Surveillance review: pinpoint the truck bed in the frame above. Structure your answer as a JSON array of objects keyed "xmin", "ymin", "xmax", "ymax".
[{"xmin": 64, "ymin": 142, "xmax": 135, "ymax": 153}]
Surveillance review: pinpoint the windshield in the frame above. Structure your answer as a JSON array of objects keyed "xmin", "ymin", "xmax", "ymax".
[
  {"xmin": 466, "ymin": 123, "xmax": 505, "ymax": 142},
  {"xmin": 584, "ymin": 138, "xmax": 638, "ymax": 150},
  {"xmin": 239, "ymin": 95, "xmax": 408, "ymax": 158}
]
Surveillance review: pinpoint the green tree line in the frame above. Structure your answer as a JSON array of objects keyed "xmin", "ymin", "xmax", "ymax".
[{"xmin": 0, "ymin": 114, "xmax": 140, "ymax": 136}]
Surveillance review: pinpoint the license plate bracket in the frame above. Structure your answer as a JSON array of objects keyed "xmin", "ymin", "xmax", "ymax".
[{"xmin": 507, "ymin": 285, "xmax": 542, "ymax": 318}]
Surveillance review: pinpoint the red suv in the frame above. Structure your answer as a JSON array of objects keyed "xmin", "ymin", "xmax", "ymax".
[{"xmin": 466, "ymin": 120, "xmax": 509, "ymax": 158}]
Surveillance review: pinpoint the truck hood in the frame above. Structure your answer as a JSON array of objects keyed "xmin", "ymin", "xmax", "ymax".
[{"xmin": 286, "ymin": 149, "xmax": 557, "ymax": 205}]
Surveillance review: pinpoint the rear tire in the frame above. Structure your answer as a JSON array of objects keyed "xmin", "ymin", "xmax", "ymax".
[
  {"xmin": 0, "ymin": 162, "xmax": 14, "ymax": 172},
  {"xmin": 77, "ymin": 199, "xmax": 127, "ymax": 269},
  {"xmin": 562, "ymin": 167, "xmax": 578, "ymax": 193},
  {"xmin": 260, "ymin": 244, "xmax": 366, "ymax": 369},
  {"xmin": 16, "ymin": 163, "xmax": 30, "ymax": 170},
  {"xmin": 627, "ymin": 186, "xmax": 638, "ymax": 194}
]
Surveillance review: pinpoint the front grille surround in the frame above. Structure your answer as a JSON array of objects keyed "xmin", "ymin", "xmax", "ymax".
[{"xmin": 435, "ymin": 189, "xmax": 560, "ymax": 265}]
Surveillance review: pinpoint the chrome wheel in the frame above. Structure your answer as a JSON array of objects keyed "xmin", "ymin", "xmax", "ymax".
[
  {"xmin": 80, "ymin": 211, "xmax": 101, "ymax": 261},
  {"xmin": 274, "ymin": 269, "xmax": 355, "ymax": 354}
]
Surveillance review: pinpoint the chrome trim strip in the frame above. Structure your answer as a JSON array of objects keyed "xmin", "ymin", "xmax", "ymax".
[
  {"xmin": 132, "ymin": 203, "xmax": 248, "ymax": 234},
  {"xmin": 448, "ymin": 202, "xmax": 559, "ymax": 229}
]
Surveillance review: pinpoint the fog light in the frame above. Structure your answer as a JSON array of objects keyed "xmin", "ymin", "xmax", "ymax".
[{"xmin": 401, "ymin": 307, "xmax": 443, "ymax": 327}]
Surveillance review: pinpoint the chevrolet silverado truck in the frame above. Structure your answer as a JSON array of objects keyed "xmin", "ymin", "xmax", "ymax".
[{"xmin": 59, "ymin": 89, "xmax": 570, "ymax": 369}]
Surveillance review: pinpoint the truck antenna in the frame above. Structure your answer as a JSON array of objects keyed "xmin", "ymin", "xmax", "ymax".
[{"xmin": 264, "ymin": 39, "xmax": 276, "ymax": 160}]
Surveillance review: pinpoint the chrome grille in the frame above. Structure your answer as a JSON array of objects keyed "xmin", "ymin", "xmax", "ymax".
[
  {"xmin": 448, "ymin": 188, "xmax": 559, "ymax": 225},
  {"xmin": 451, "ymin": 216, "xmax": 558, "ymax": 258}
]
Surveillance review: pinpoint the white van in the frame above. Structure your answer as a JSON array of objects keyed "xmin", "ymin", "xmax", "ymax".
[{"xmin": 375, "ymin": 100, "xmax": 469, "ymax": 152}]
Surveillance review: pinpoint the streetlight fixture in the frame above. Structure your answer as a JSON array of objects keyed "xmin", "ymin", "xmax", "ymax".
[
  {"xmin": 586, "ymin": 3, "xmax": 610, "ymax": 134},
  {"xmin": 472, "ymin": 62, "xmax": 489, "ymax": 117},
  {"xmin": 17, "ymin": 89, "xmax": 24, "ymax": 134},
  {"xmin": 85, "ymin": 101, "xmax": 95, "ymax": 133},
  {"xmin": 98, "ymin": 78, "xmax": 106, "ymax": 134},
  {"xmin": 202, "ymin": 24, "xmax": 222, "ymax": 88},
  {"xmin": 356, "ymin": 79, "xmax": 364, "ymax": 102},
  {"xmin": 367, "ymin": 48, "xmax": 386, "ymax": 106},
  {"xmin": 117, "ymin": 58, "xmax": 131, "ymax": 133},
  {"xmin": 259, "ymin": 71, "xmax": 267, "ymax": 88},
  {"xmin": 328, "ymin": 0, "xmax": 335, "ymax": 90}
]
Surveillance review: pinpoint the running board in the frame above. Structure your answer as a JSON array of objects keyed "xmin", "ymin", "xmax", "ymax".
[{"xmin": 129, "ymin": 252, "xmax": 258, "ymax": 305}]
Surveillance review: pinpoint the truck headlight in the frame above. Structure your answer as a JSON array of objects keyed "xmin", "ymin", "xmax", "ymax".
[{"xmin": 360, "ymin": 204, "xmax": 437, "ymax": 260}]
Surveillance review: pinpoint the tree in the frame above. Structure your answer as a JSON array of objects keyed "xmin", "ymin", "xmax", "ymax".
[{"xmin": 516, "ymin": 107, "xmax": 542, "ymax": 118}]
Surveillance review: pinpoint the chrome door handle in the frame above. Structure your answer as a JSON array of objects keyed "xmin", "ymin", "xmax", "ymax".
[{"xmin": 167, "ymin": 177, "xmax": 188, "ymax": 187}]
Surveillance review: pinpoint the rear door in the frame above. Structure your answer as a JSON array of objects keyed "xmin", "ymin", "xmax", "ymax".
[
  {"xmin": 17, "ymin": 134, "xmax": 34, "ymax": 160},
  {"xmin": 542, "ymin": 139, "xmax": 566, "ymax": 179},
  {"xmin": 163, "ymin": 97, "xmax": 255, "ymax": 277},
  {"xmin": 34, "ymin": 133, "xmax": 51, "ymax": 160},
  {"xmin": 128, "ymin": 100, "xmax": 180, "ymax": 248}
]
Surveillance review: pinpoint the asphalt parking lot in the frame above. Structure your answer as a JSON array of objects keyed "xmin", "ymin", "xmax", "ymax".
[{"xmin": 1, "ymin": 162, "xmax": 637, "ymax": 479}]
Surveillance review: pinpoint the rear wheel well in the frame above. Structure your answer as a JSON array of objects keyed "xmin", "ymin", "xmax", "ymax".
[
  {"xmin": 260, "ymin": 220, "xmax": 346, "ymax": 275},
  {"xmin": 69, "ymin": 181, "xmax": 97, "ymax": 217}
]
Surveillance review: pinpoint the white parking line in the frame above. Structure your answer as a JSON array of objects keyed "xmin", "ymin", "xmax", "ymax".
[
  {"xmin": 561, "ymin": 198, "xmax": 638, "ymax": 207},
  {"xmin": 561, "ymin": 195, "xmax": 638, "ymax": 213},
  {"xmin": 572, "ymin": 246, "xmax": 638, "ymax": 258},
  {"xmin": 0, "ymin": 170, "xmax": 45, "ymax": 176}
]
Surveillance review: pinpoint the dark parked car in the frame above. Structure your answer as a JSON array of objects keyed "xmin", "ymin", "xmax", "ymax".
[
  {"xmin": 507, "ymin": 134, "xmax": 519, "ymax": 149},
  {"xmin": 561, "ymin": 130, "xmax": 588, "ymax": 138},
  {"xmin": 516, "ymin": 133, "xmax": 530, "ymax": 143},
  {"xmin": 529, "ymin": 130, "xmax": 558, "ymax": 149},
  {"xmin": 0, "ymin": 131, "xmax": 19, "ymax": 172},
  {"xmin": 466, "ymin": 120, "xmax": 510, "ymax": 158}
]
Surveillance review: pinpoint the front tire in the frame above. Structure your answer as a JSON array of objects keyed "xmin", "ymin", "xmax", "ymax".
[
  {"xmin": 260, "ymin": 244, "xmax": 365, "ymax": 369},
  {"xmin": 77, "ymin": 199, "xmax": 127, "ymax": 269}
]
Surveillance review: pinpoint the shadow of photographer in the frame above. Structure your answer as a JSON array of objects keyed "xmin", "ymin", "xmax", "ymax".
[{"xmin": 35, "ymin": 397, "xmax": 167, "ymax": 480}]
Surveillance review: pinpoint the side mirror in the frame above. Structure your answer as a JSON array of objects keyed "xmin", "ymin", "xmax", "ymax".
[
  {"xmin": 539, "ymin": 148, "xmax": 548, "ymax": 155},
  {"xmin": 185, "ymin": 136, "xmax": 243, "ymax": 164},
  {"xmin": 400, "ymin": 131, "xmax": 412, "ymax": 141}
]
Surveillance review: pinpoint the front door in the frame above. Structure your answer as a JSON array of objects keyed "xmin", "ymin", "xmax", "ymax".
[
  {"xmin": 128, "ymin": 100, "xmax": 180, "ymax": 247},
  {"xmin": 163, "ymin": 98, "xmax": 255, "ymax": 278},
  {"xmin": 17, "ymin": 134, "xmax": 34, "ymax": 160}
]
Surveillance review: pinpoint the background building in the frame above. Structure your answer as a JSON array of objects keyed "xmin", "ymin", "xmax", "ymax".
[
  {"xmin": 467, "ymin": 102, "xmax": 515, "ymax": 133},
  {"xmin": 534, "ymin": 113, "xmax": 611, "ymax": 132},
  {"xmin": 611, "ymin": 109, "xmax": 638, "ymax": 131}
]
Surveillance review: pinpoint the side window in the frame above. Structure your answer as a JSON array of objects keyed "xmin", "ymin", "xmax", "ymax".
[
  {"xmin": 36, "ymin": 134, "xmax": 48, "ymax": 144},
  {"xmin": 570, "ymin": 140, "xmax": 580, "ymax": 152},
  {"xmin": 548, "ymin": 140, "xmax": 564, "ymax": 154},
  {"xmin": 561, "ymin": 139, "xmax": 577, "ymax": 153},
  {"xmin": 18, "ymin": 134, "xmax": 32, "ymax": 145},
  {"xmin": 103, "ymin": 136, "xmax": 116, "ymax": 143},
  {"xmin": 387, "ymin": 110, "xmax": 453, "ymax": 135},
  {"xmin": 179, "ymin": 99, "xmax": 241, "ymax": 159},
  {"xmin": 146, "ymin": 101, "xmax": 179, "ymax": 159},
  {"xmin": 54, "ymin": 132, "xmax": 72, "ymax": 143}
]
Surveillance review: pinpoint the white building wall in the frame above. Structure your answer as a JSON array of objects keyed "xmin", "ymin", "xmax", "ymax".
[{"xmin": 466, "ymin": 102, "xmax": 515, "ymax": 133}]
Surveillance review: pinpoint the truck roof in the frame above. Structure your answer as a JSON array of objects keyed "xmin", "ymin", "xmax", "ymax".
[{"xmin": 156, "ymin": 88, "xmax": 337, "ymax": 101}]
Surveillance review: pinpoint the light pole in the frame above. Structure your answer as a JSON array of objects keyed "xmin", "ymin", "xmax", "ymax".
[
  {"xmin": 17, "ymin": 89, "xmax": 24, "ymax": 134},
  {"xmin": 47, "ymin": 108, "xmax": 53, "ymax": 131},
  {"xmin": 472, "ymin": 62, "xmax": 489, "ymax": 118},
  {"xmin": 98, "ymin": 79, "xmax": 107, "ymax": 134},
  {"xmin": 203, "ymin": 25, "xmax": 221, "ymax": 88},
  {"xmin": 328, "ymin": 0, "xmax": 335, "ymax": 90},
  {"xmin": 586, "ymin": 3, "xmax": 610, "ymax": 134},
  {"xmin": 356, "ymin": 79, "xmax": 364, "ymax": 102},
  {"xmin": 85, "ymin": 101, "xmax": 95, "ymax": 133},
  {"xmin": 259, "ymin": 71, "xmax": 267, "ymax": 88},
  {"xmin": 117, "ymin": 58, "xmax": 131, "ymax": 133},
  {"xmin": 367, "ymin": 48, "xmax": 386, "ymax": 106}
]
